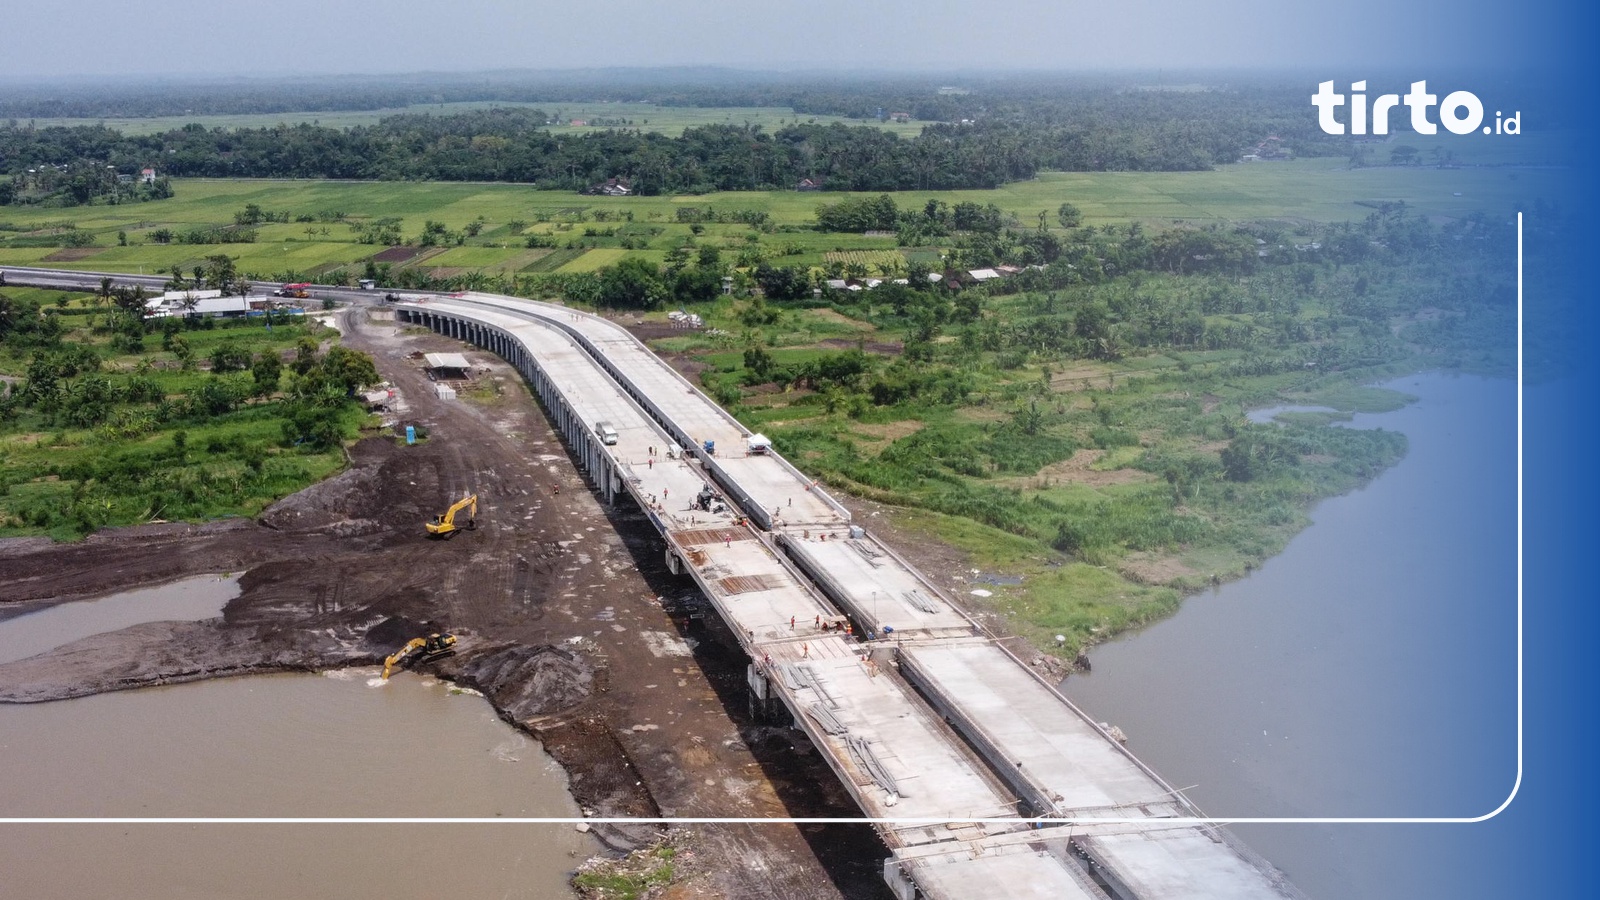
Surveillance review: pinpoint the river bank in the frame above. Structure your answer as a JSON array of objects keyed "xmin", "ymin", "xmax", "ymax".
[{"xmin": 1064, "ymin": 372, "xmax": 1518, "ymax": 898}]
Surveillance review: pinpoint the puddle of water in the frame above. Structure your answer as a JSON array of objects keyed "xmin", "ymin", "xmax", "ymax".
[{"xmin": 0, "ymin": 574, "xmax": 240, "ymax": 665}]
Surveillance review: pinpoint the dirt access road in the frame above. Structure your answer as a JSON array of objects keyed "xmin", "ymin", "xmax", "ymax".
[{"xmin": 0, "ymin": 303, "xmax": 889, "ymax": 900}]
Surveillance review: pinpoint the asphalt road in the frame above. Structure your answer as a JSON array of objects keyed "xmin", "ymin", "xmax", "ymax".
[{"xmin": 0, "ymin": 265, "xmax": 420, "ymax": 307}]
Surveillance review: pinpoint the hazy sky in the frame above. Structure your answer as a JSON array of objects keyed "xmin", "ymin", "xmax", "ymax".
[{"xmin": 0, "ymin": 0, "xmax": 1566, "ymax": 78}]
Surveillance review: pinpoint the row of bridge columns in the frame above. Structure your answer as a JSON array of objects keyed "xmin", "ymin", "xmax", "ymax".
[{"xmin": 400, "ymin": 308, "xmax": 623, "ymax": 505}]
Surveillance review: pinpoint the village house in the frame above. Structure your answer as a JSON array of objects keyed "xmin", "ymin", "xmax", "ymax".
[
  {"xmin": 1239, "ymin": 136, "xmax": 1289, "ymax": 162},
  {"xmin": 587, "ymin": 177, "xmax": 632, "ymax": 196}
]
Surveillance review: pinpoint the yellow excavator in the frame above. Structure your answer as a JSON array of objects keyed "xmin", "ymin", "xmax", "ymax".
[
  {"xmin": 425, "ymin": 493, "xmax": 478, "ymax": 537},
  {"xmin": 382, "ymin": 632, "xmax": 458, "ymax": 680}
]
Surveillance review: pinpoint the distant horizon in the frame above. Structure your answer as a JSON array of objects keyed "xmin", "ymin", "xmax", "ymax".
[
  {"xmin": 3, "ymin": 0, "xmax": 1568, "ymax": 80},
  {"xmin": 0, "ymin": 63, "xmax": 1556, "ymax": 91}
]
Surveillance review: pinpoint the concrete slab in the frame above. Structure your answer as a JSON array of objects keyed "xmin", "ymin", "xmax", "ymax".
[
  {"xmin": 783, "ymin": 536, "xmax": 974, "ymax": 639},
  {"xmin": 772, "ymin": 650, "xmax": 1019, "ymax": 840},
  {"xmin": 714, "ymin": 455, "xmax": 844, "ymax": 528},
  {"xmin": 895, "ymin": 843, "xmax": 1104, "ymax": 900},
  {"xmin": 1075, "ymin": 827, "xmax": 1303, "ymax": 900},
  {"xmin": 900, "ymin": 639, "xmax": 1180, "ymax": 816},
  {"xmin": 422, "ymin": 352, "xmax": 471, "ymax": 370},
  {"xmin": 674, "ymin": 537, "xmax": 837, "ymax": 642}
]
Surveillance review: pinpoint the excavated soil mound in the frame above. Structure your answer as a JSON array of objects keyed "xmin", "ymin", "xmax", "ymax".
[{"xmin": 455, "ymin": 644, "xmax": 593, "ymax": 720}]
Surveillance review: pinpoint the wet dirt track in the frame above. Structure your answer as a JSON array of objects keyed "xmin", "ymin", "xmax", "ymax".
[{"xmin": 0, "ymin": 304, "xmax": 889, "ymax": 900}]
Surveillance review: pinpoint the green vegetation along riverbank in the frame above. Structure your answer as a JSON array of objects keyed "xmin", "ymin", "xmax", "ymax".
[{"xmin": 619, "ymin": 209, "xmax": 1513, "ymax": 655}]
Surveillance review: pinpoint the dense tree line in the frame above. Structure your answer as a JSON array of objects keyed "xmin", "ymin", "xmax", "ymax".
[
  {"xmin": 0, "ymin": 157, "xmax": 172, "ymax": 207},
  {"xmin": 0, "ymin": 111, "xmax": 1219, "ymax": 196},
  {"xmin": 0, "ymin": 71, "xmax": 1408, "ymax": 197},
  {"xmin": 4, "ymin": 68, "xmax": 1517, "ymax": 156}
]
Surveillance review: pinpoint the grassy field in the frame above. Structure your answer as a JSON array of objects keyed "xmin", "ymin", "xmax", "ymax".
[
  {"xmin": 22, "ymin": 101, "xmax": 926, "ymax": 138},
  {"xmin": 555, "ymin": 248, "xmax": 630, "ymax": 272},
  {"xmin": 1354, "ymin": 128, "xmax": 1577, "ymax": 168},
  {"xmin": 0, "ymin": 158, "xmax": 1556, "ymax": 282}
]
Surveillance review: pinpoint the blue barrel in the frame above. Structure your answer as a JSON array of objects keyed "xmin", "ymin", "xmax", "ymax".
[{"xmin": 406, "ymin": 425, "xmax": 416, "ymax": 445}]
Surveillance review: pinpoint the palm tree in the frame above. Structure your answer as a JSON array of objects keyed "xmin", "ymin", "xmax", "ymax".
[{"xmin": 112, "ymin": 285, "xmax": 149, "ymax": 315}]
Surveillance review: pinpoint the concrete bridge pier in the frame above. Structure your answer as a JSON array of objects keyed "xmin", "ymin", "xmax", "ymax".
[
  {"xmin": 883, "ymin": 862, "xmax": 917, "ymax": 900},
  {"xmin": 744, "ymin": 664, "xmax": 789, "ymax": 724}
]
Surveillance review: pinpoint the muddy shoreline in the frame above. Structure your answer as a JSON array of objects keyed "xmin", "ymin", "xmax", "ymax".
[{"xmin": 0, "ymin": 306, "xmax": 887, "ymax": 899}]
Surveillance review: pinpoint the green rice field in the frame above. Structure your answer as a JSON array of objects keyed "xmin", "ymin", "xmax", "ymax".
[{"xmin": 0, "ymin": 157, "xmax": 1558, "ymax": 280}]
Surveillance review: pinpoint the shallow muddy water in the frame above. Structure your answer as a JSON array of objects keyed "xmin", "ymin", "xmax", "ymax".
[
  {"xmin": 0, "ymin": 574, "xmax": 239, "ymax": 665},
  {"xmin": 0, "ymin": 671, "xmax": 594, "ymax": 898},
  {"xmin": 1065, "ymin": 373, "xmax": 1517, "ymax": 899}
]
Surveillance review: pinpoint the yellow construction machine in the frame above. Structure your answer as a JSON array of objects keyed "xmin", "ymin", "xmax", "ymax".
[
  {"xmin": 382, "ymin": 632, "xmax": 458, "ymax": 680},
  {"xmin": 425, "ymin": 493, "xmax": 477, "ymax": 537}
]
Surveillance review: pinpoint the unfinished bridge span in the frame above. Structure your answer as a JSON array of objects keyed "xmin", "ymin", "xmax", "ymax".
[{"xmin": 397, "ymin": 293, "xmax": 1306, "ymax": 900}]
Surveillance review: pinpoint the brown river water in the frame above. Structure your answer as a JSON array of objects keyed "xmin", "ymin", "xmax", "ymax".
[{"xmin": 0, "ymin": 665, "xmax": 594, "ymax": 897}]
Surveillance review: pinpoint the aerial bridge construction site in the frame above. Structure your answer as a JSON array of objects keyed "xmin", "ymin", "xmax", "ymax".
[{"xmin": 398, "ymin": 292, "xmax": 1305, "ymax": 900}]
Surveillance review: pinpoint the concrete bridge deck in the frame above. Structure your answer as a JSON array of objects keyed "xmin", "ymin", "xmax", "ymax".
[
  {"xmin": 398, "ymin": 293, "xmax": 1307, "ymax": 900},
  {"xmin": 778, "ymin": 532, "xmax": 978, "ymax": 640},
  {"xmin": 402, "ymin": 299, "xmax": 1030, "ymax": 847},
  {"xmin": 898, "ymin": 638, "xmax": 1187, "ymax": 819},
  {"xmin": 892, "ymin": 824, "xmax": 1302, "ymax": 900},
  {"xmin": 447, "ymin": 293, "xmax": 850, "ymax": 530}
]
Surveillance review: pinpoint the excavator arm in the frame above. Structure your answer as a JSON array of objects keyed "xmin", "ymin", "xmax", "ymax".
[
  {"xmin": 382, "ymin": 638, "xmax": 426, "ymax": 680},
  {"xmin": 425, "ymin": 494, "xmax": 478, "ymax": 537},
  {"xmin": 382, "ymin": 633, "xmax": 458, "ymax": 680}
]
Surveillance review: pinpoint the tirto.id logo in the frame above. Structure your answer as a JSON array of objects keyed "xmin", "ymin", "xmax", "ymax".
[{"xmin": 1313, "ymin": 81, "xmax": 1520, "ymax": 136}]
